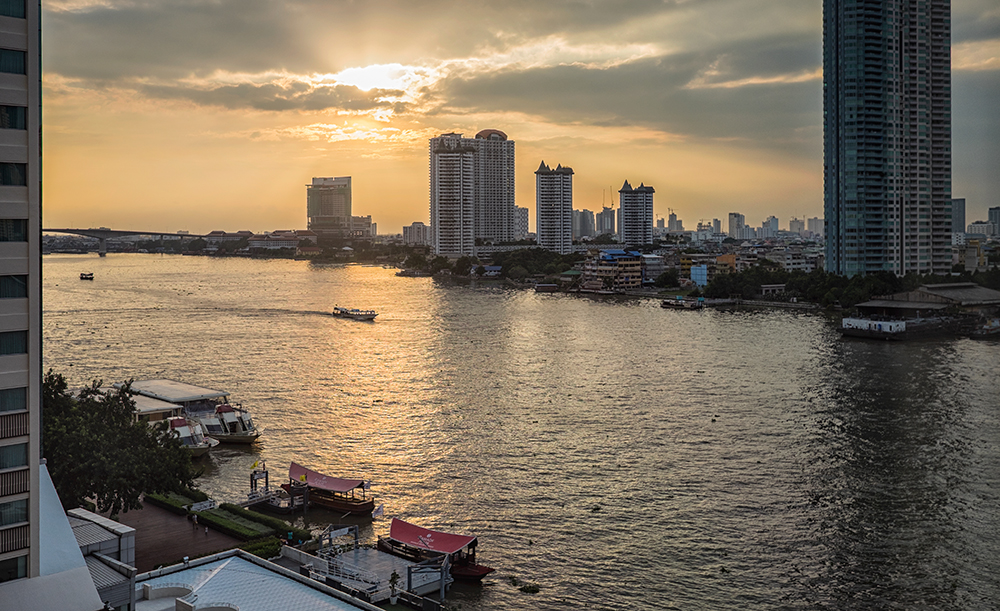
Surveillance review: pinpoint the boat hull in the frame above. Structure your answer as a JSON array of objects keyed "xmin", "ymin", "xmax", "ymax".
[
  {"xmin": 376, "ymin": 538, "xmax": 495, "ymax": 582},
  {"xmin": 207, "ymin": 431, "xmax": 261, "ymax": 444}
]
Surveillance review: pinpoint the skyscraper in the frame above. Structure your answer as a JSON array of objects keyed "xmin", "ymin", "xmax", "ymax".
[
  {"xmin": 728, "ymin": 212, "xmax": 746, "ymax": 237},
  {"xmin": 428, "ymin": 129, "xmax": 516, "ymax": 256},
  {"xmin": 596, "ymin": 206, "xmax": 616, "ymax": 237},
  {"xmin": 618, "ymin": 181, "xmax": 654, "ymax": 247},
  {"xmin": 824, "ymin": 0, "xmax": 952, "ymax": 276},
  {"xmin": 515, "ymin": 206, "xmax": 529, "ymax": 239},
  {"xmin": 951, "ymin": 198, "xmax": 965, "ymax": 234},
  {"xmin": 988, "ymin": 206, "xmax": 1000, "ymax": 231},
  {"xmin": 306, "ymin": 177, "xmax": 352, "ymax": 239},
  {"xmin": 535, "ymin": 161, "xmax": 574, "ymax": 254}
]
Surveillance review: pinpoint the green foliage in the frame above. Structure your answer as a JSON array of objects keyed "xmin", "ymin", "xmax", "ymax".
[
  {"xmin": 654, "ymin": 269, "xmax": 679, "ymax": 288},
  {"xmin": 144, "ymin": 492, "xmax": 194, "ymax": 516},
  {"xmin": 197, "ymin": 509, "xmax": 273, "ymax": 540},
  {"xmin": 429, "ymin": 256, "xmax": 452, "ymax": 274},
  {"xmin": 218, "ymin": 503, "xmax": 311, "ymax": 542},
  {"xmin": 241, "ymin": 537, "xmax": 283, "ymax": 559},
  {"xmin": 403, "ymin": 252, "xmax": 427, "ymax": 270},
  {"xmin": 42, "ymin": 372, "xmax": 195, "ymax": 515},
  {"xmin": 453, "ymin": 255, "xmax": 477, "ymax": 276},
  {"xmin": 490, "ymin": 248, "xmax": 584, "ymax": 278}
]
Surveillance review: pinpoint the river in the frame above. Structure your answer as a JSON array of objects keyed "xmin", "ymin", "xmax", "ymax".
[{"xmin": 42, "ymin": 254, "xmax": 1000, "ymax": 610}]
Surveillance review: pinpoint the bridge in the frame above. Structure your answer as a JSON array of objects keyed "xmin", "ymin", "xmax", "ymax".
[{"xmin": 43, "ymin": 228, "xmax": 209, "ymax": 256}]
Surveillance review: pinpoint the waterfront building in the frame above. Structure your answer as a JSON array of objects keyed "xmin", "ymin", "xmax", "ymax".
[
  {"xmin": 618, "ymin": 181, "xmax": 654, "ymax": 247},
  {"xmin": 572, "ymin": 209, "xmax": 595, "ymax": 239},
  {"xmin": 581, "ymin": 250, "xmax": 642, "ymax": 290},
  {"xmin": 307, "ymin": 177, "xmax": 352, "ymax": 239},
  {"xmin": 429, "ymin": 129, "xmax": 516, "ymax": 256},
  {"xmin": 403, "ymin": 222, "xmax": 430, "ymax": 246},
  {"xmin": 515, "ymin": 206, "xmax": 529, "ymax": 239},
  {"xmin": 349, "ymin": 215, "xmax": 375, "ymax": 238},
  {"xmin": 247, "ymin": 230, "xmax": 317, "ymax": 250},
  {"xmin": 596, "ymin": 206, "xmax": 616, "ymax": 236},
  {"xmin": 824, "ymin": 0, "xmax": 952, "ymax": 276},
  {"xmin": 640, "ymin": 254, "xmax": 665, "ymax": 284},
  {"xmin": 535, "ymin": 161, "xmax": 574, "ymax": 254},
  {"xmin": 951, "ymin": 198, "xmax": 966, "ymax": 235}
]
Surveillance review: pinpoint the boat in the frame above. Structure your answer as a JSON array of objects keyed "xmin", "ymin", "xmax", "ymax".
[
  {"xmin": 971, "ymin": 318, "xmax": 1000, "ymax": 338},
  {"xmin": 661, "ymin": 296, "xmax": 704, "ymax": 310},
  {"xmin": 164, "ymin": 416, "xmax": 218, "ymax": 457},
  {"xmin": 242, "ymin": 462, "xmax": 305, "ymax": 514},
  {"xmin": 331, "ymin": 306, "xmax": 378, "ymax": 321},
  {"xmin": 285, "ymin": 462, "xmax": 375, "ymax": 516},
  {"xmin": 376, "ymin": 517, "xmax": 495, "ymax": 581},
  {"xmin": 124, "ymin": 379, "xmax": 262, "ymax": 444},
  {"xmin": 80, "ymin": 272, "xmax": 94, "ymax": 280}
]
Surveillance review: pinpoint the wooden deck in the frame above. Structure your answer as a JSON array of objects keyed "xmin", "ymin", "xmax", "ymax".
[{"xmin": 111, "ymin": 501, "xmax": 242, "ymax": 572}]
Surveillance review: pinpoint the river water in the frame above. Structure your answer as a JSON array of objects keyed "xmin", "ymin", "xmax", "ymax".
[{"xmin": 42, "ymin": 254, "xmax": 1000, "ymax": 610}]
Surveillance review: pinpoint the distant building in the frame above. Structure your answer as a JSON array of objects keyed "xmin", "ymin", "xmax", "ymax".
[
  {"xmin": 712, "ymin": 218, "xmax": 722, "ymax": 234},
  {"xmin": 967, "ymin": 221, "xmax": 996, "ymax": 236},
  {"xmin": 761, "ymin": 216, "xmax": 779, "ymax": 239},
  {"xmin": 247, "ymin": 230, "xmax": 317, "ymax": 250},
  {"xmin": 789, "ymin": 217, "xmax": 805, "ymax": 236},
  {"xmin": 618, "ymin": 180, "xmax": 654, "ymax": 247},
  {"xmin": 350, "ymin": 215, "xmax": 375, "ymax": 238},
  {"xmin": 952, "ymin": 198, "xmax": 966, "ymax": 235},
  {"xmin": 728, "ymin": 212, "xmax": 745, "ymax": 237},
  {"xmin": 515, "ymin": 206, "xmax": 529, "ymax": 239},
  {"xmin": 403, "ymin": 222, "xmax": 430, "ymax": 246},
  {"xmin": 581, "ymin": 249, "xmax": 642, "ymax": 290},
  {"xmin": 535, "ymin": 161, "xmax": 574, "ymax": 254},
  {"xmin": 307, "ymin": 177, "xmax": 352, "ymax": 238},
  {"xmin": 596, "ymin": 206, "xmax": 616, "ymax": 236},
  {"xmin": 807, "ymin": 217, "xmax": 824, "ymax": 238},
  {"xmin": 656, "ymin": 217, "xmax": 665, "ymax": 229},
  {"xmin": 572, "ymin": 209, "xmax": 595, "ymax": 239},
  {"xmin": 989, "ymin": 207, "xmax": 1000, "ymax": 232}
]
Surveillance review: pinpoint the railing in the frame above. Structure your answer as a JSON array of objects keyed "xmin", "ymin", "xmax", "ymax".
[
  {"xmin": 0, "ymin": 523, "xmax": 30, "ymax": 554},
  {"xmin": 0, "ymin": 467, "xmax": 29, "ymax": 496},
  {"xmin": 0, "ymin": 411, "xmax": 28, "ymax": 439}
]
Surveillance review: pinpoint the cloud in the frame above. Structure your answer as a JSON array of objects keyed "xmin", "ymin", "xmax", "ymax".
[{"xmin": 954, "ymin": 39, "xmax": 1000, "ymax": 72}]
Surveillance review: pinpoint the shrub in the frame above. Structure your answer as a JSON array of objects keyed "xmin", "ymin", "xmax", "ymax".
[
  {"xmin": 145, "ymin": 492, "xmax": 192, "ymax": 516},
  {"xmin": 219, "ymin": 503, "xmax": 311, "ymax": 543},
  {"xmin": 241, "ymin": 537, "xmax": 283, "ymax": 559}
]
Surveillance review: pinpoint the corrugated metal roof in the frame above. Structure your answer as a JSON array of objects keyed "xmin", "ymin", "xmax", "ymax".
[
  {"xmin": 919, "ymin": 283, "xmax": 1000, "ymax": 305},
  {"xmin": 71, "ymin": 520, "xmax": 117, "ymax": 547},
  {"xmin": 85, "ymin": 555, "xmax": 129, "ymax": 589}
]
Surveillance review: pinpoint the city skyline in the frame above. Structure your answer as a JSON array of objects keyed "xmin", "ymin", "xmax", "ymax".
[{"xmin": 40, "ymin": 1, "xmax": 999, "ymax": 234}]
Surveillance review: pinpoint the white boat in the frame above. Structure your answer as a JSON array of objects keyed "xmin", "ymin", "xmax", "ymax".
[
  {"xmin": 331, "ymin": 306, "xmax": 378, "ymax": 321},
  {"xmin": 123, "ymin": 379, "xmax": 261, "ymax": 444},
  {"xmin": 165, "ymin": 416, "xmax": 219, "ymax": 457}
]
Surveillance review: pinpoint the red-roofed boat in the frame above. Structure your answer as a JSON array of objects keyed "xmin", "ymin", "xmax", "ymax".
[
  {"xmin": 377, "ymin": 518, "xmax": 495, "ymax": 581},
  {"xmin": 282, "ymin": 462, "xmax": 375, "ymax": 516}
]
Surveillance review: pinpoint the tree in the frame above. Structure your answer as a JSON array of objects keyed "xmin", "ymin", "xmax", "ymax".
[
  {"xmin": 42, "ymin": 371, "xmax": 196, "ymax": 514},
  {"xmin": 654, "ymin": 269, "xmax": 680, "ymax": 288},
  {"xmin": 453, "ymin": 255, "xmax": 476, "ymax": 276}
]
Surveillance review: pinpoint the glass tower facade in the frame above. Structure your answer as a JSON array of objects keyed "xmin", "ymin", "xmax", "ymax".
[{"xmin": 824, "ymin": 0, "xmax": 952, "ymax": 276}]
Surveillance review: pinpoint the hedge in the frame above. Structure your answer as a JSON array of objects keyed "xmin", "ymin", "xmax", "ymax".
[
  {"xmin": 240, "ymin": 537, "xmax": 283, "ymax": 559},
  {"xmin": 145, "ymin": 492, "xmax": 193, "ymax": 516},
  {"xmin": 219, "ymin": 503, "xmax": 311, "ymax": 543},
  {"xmin": 196, "ymin": 509, "xmax": 270, "ymax": 540}
]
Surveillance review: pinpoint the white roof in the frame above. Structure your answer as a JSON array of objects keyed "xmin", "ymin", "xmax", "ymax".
[
  {"xmin": 128, "ymin": 379, "xmax": 229, "ymax": 403},
  {"xmin": 137, "ymin": 554, "xmax": 373, "ymax": 611}
]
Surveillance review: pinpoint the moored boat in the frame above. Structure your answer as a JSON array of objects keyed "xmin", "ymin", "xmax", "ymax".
[
  {"xmin": 125, "ymin": 379, "xmax": 261, "ymax": 443},
  {"xmin": 377, "ymin": 517, "xmax": 495, "ymax": 581},
  {"xmin": 165, "ymin": 416, "xmax": 218, "ymax": 457},
  {"xmin": 661, "ymin": 296, "xmax": 704, "ymax": 309},
  {"xmin": 80, "ymin": 272, "xmax": 94, "ymax": 280},
  {"xmin": 332, "ymin": 306, "xmax": 378, "ymax": 321},
  {"xmin": 286, "ymin": 462, "xmax": 375, "ymax": 516}
]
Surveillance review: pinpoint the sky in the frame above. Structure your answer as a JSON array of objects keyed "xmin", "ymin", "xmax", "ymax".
[{"xmin": 42, "ymin": 0, "xmax": 1000, "ymax": 235}]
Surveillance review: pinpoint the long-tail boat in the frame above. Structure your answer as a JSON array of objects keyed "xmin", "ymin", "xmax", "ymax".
[{"xmin": 283, "ymin": 462, "xmax": 375, "ymax": 516}]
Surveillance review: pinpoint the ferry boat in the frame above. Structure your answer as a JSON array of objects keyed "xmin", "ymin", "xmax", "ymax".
[
  {"xmin": 80, "ymin": 272, "xmax": 94, "ymax": 280},
  {"xmin": 661, "ymin": 296, "xmax": 704, "ymax": 310},
  {"xmin": 331, "ymin": 306, "xmax": 378, "ymax": 321},
  {"xmin": 125, "ymin": 379, "xmax": 261, "ymax": 444},
  {"xmin": 285, "ymin": 462, "xmax": 375, "ymax": 516},
  {"xmin": 165, "ymin": 416, "xmax": 218, "ymax": 457},
  {"xmin": 376, "ymin": 518, "xmax": 495, "ymax": 581}
]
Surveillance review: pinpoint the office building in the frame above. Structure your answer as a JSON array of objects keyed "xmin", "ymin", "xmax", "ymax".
[
  {"xmin": 951, "ymin": 198, "xmax": 965, "ymax": 235},
  {"xmin": 596, "ymin": 206, "xmax": 616, "ymax": 237},
  {"xmin": 824, "ymin": 0, "xmax": 952, "ymax": 276},
  {"xmin": 429, "ymin": 130, "xmax": 516, "ymax": 256},
  {"xmin": 306, "ymin": 177, "xmax": 352, "ymax": 238},
  {"xmin": 535, "ymin": 161, "xmax": 574, "ymax": 254},
  {"xmin": 618, "ymin": 181, "xmax": 654, "ymax": 247}
]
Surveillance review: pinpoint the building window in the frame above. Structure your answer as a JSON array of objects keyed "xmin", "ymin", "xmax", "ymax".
[
  {"xmin": 0, "ymin": 164, "xmax": 26, "ymax": 186},
  {"xmin": 0, "ymin": 1, "xmax": 24, "ymax": 19},
  {"xmin": 0, "ymin": 49, "xmax": 24, "ymax": 74},
  {"xmin": 0, "ymin": 442, "xmax": 27, "ymax": 469},
  {"xmin": 0, "ymin": 330, "xmax": 26, "ymax": 355},
  {"xmin": 0, "ymin": 275, "xmax": 26, "ymax": 298},
  {"xmin": 0, "ymin": 387, "xmax": 25, "ymax": 412},
  {"xmin": 0, "ymin": 554, "xmax": 26, "ymax": 583},
  {"xmin": 0, "ymin": 498, "xmax": 26, "ymax": 526},
  {"xmin": 0, "ymin": 106, "xmax": 25, "ymax": 129},
  {"xmin": 0, "ymin": 219, "xmax": 26, "ymax": 241}
]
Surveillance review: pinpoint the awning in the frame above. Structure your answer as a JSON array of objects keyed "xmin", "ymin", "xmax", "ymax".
[
  {"xmin": 288, "ymin": 462, "xmax": 363, "ymax": 493},
  {"xmin": 388, "ymin": 518, "xmax": 476, "ymax": 555}
]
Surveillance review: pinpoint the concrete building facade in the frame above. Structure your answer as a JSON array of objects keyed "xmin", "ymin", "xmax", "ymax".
[
  {"xmin": 307, "ymin": 177, "xmax": 352, "ymax": 238},
  {"xmin": 535, "ymin": 161, "xmax": 574, "ymax": 255},
  {"xmin": 618, "ymin": 181, "xmax": 654, "ymax": 247}
]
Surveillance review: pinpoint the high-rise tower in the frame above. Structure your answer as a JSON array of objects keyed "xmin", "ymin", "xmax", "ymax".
[
  {"xmin": 428, "ymin": 129, "xmax": 515, "ymax": 256},
  {"xmin": 535, "ymin": 161, "xmax": 574, "ymax": 254},
  {"xmin": 618, "ymin": 181, "xmax": 654, "ymax": 247},
  {"xmin": 824, "ymin": 0, "xmax": 952, "ymax": 276},
  {"xmin": 306, "ymin": 176, "xmax": 352, "ymax": 239}
]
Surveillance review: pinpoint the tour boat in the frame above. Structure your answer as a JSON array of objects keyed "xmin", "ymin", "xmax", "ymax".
[
  {"xmin": 80, "ymin": 272, "xmax": 94, "ymax": 280},
  {"xmin": 125, "ymin": 379, "xmax": 261, "ymax": 444},
  {"xmin": 284, "ymin": 462, "xmax": 375, "ymax": 516},
  {"xmin": 331, "ymin": 306, "xmax": 378, "ymax": 321},
  {"xmin": 165, "ymin": 416, "xmax": 218, "ymax": 457},
  {"xmin": 376, "ymin": 517, "xmax": 495, "ymax": 581}
]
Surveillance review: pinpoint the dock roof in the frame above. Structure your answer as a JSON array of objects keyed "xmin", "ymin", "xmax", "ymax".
[{"xmin": 127, "ymin": 379, "xmax": 229, "ymax": 403}]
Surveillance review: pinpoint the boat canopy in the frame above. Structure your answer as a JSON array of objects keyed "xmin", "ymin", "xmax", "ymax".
[
  {"xmin": 388, "ymin": 518, "xmax": 477, "ymax": 555},
  {"xmin": 123, "ymin": 379, "xmax": 230, "ymax": 404},
  {"xmin": 288, "ymin": 462, "xmax": 363, "ymax": 493}
]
